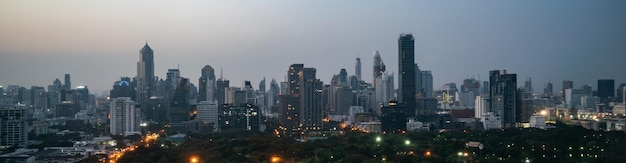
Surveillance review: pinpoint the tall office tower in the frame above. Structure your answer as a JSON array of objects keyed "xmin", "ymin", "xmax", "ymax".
[
  {"xmin": 109, "ymin": 97, "xmax": 140, "ymax": 136},
  {"xmin": 524, "ymin": 78, "xmax": 532, "ymax": 93},
  {"xmin": 259, "ymin": 78, "xmax": 266, "ymax": 93},
  {"xmin": 170, "ymin": 78, "xmax": 190, "ymax": 127},
  {"xmin": 166, "ymin": 69, "xmax": 181, "ymax": 88},
  {"xmin": 375, "ymin": 72, "xmax": 393, "ymax": 106},
  {"xmin": 199, "ymin": 65, "xmax": 216, "ymax": 102},
  {"xmin": 243, "ymin": 81, "xmax": 256, "ymax": 104},
  {"xmin": 267, "ymin": 79, "xmax": 280, "ymax": 107},
  {"xmin": 617, "ymin": 83, "xmax": 626, "ymax": 103},
  {"xmin": 136, "ymin": 43, "xmax": 155, "ymax": 112},
  {"xmin": 287, "ymin": 64, "xmax": 304, "ymax": 95},
  {"xmin": 386, "ymin": 73, "xmax": 395, "ymax": 101},
  {"xmin": 216, "ymin": 79, "xmax": 229, "ymax": 105},
  {"xmin": 299, "ymin": 68, "xmax": 324, "ymax": 130},
  {"xmin": 372, "ymin": 51, "xmax": 386, "ymax": 86},
  {"xmin": 0, "ymin": 107, "xmax": 27, "ymax": 148},
  {"xmin": 544, "ymin": 82, "xmax": 553, "ymax": 97},
  {"xmin": 64, "ymin": 74, "xmax": 71, "ymax": 90},
  {"xmin": 279, "ymin": 64, "xmax": 323, "ymax": 131},
  {"xmin": 415, "ymin": 64, "xmax": 422, "ymax": 98},
  {"xmin": 581, "ymin": 84, "xmax": 593, "ymax": 96},
  {"xmin": 398, "ymin": 33, "xmax": 416, "ymax": 117},
  {"xmin": 561, "ymin": 80, "xmax": 573, "ymax": 99},
  {"xmin": 280, "ymin": 82, "xmax": 288, "ymax": 95},
  {"xmin": 489, "ymin": 69, "xmax": 517, "ymax": 128},
  {"xmin": 597, "ymin": 79, "xmax": 615, "ymax": 103},
  {"xmin": 338, "ymin": 69, "xmax": 349, "ymax": 87},
  {"xmin": 516, "ymin": 89, "xmax": 533, "ymax": 123},
  {"xmin": 257, "ymin": 78, "xmax": 267, "ymax": 107},
  {"xmin": 420, "ymin": 71, "xmax": 433, "ymax": 98},
  {"xmin": 442, "ymin": 83, "xmax": 458, "ymax": 98},
  {"xmin": 355, "ymin": 57, "xmax": 362, "ymax": 81}
]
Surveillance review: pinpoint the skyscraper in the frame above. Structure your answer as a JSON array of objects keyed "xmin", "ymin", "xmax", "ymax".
[
  {"xmin": 372, "ymin": 51, "xmax": 386, "ymax": 86},
  {"xmin": 597, "ymin": 79, "xmax": 615, "ymax": 103},
  {"xmin": 109, "ymin": 97, "xmax": 140, "ymax": 136},
  {"xmin": 299, "ymin": 68, "xmax": 324, "ymax": 130},
  {"xmin": 136, "ymin": 43, "xmax": 155, "ymax": 111},
  {"xmin": 489, "ymin": 69, "xmax": 517, "ymax": 128},
  {"xmin": 199, "ymin": 65, "xmax": 216, "ymax": 102},
  {"xmin": 398, "ymin": 33, "xmax": 416, "ymax": 117},
  {"xmin": 420, "ymin": 71, "xmax": 433, "ymax": 98},
  {"xmin": 562, "ymin": 80, "xmax": 573, "ymax": 99},
  {"xmin": 355, "ymin": 57, "xmax": 362, "ymax": 81},
  {"xmin": 64, "ymin": 74, "xmax": 71, "ymax": 90},
  {"xmin": 279, "ymin": 64, "xmax": 323, "ymax": 131},
  {"xmin": 170, "ymin": 78, "xmax": 190, "ymax": 127},
  {"xmin": 415, "ymin": 64, "xmax": 422, "ymax": 98}
]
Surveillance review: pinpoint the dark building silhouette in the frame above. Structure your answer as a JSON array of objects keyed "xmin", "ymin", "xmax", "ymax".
[
  {"xmin": 398, "ymin": 33, "xmax": 416, "ymax": 117},
  {"xmin": 198, "ymin": 65, "xmax": 216, "ymax": 102},
  {"xmin": 216, "ymin": 79, "xmax": 229, "ymax": 105},
  {"xmin": 64, "ymin": 74, "xmax": 71, "ymax": 90},
  {"xmin": 562, "ymin": 80, "xmax": 573, "ymax": 99},
  {"xmin": 489, "ymin": 69, "xmax": 517, "ymax": 128},
  {"xmin": 597, "ymin": 79, "xmax": 615, "ymax": 103},
  {"xmin": 170, "ymin": 78, "xmax": 190, "ymax": 127},
  {"xmin": 380, "ymin": 101, "xmax": 406, "ymax": 133},
  {"xmin": 544, "ymin": 82, "xmax": 553, "ymax": 97},
  {"xmin": 516, "ymin": 89, "xmax": 533, "ymax": 123},
  {"xmin": 136, "ymin": 43, "xmax": 155, "ymax": 114},
  {"xmin": 279, "ymin": 64, "xmax": 323, "ymax": 131}
]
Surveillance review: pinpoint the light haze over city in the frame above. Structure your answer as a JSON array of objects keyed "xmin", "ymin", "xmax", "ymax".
[{"xmin": 1, "ymin": 0, "xmax": 625, "ymax": 94}]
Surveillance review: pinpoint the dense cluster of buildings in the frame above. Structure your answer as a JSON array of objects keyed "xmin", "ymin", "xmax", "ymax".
[{"xmin": 2, "ymin": 34, "xmax": 625, "ymax": 161}]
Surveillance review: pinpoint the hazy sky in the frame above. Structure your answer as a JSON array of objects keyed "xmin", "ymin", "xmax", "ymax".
[{"xmin": 1, "ymin": 1, "xmax": 625, "ymax": 95}]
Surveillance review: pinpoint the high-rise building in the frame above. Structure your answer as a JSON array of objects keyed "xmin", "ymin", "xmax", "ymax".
[
  {"xmin": 489, "ymin": 69, "xmax": 517, "ymax": 128},
  {"xmin": 199, "ymin": 65, "xmax": 216, "ymax": 102},
  {"xmin": 136, "ymin": 43, "xmax": 155, "ymax": 113},
  {"xmin": 372, "ymin": 51, "xmax": 386, "ymax": 86},
  {"xmin": 597, "ymin": 79, "xmax": 615, "ymax": 103},
  {"xmin": 166, "ymin": 69, "xmax": 181, "ymax": 88},
  {"xmin": 421, "ymin": 71, "xmax": 433, "ymax": 98},
  {"xmin": 0, "ymin": 107, "xmax": 27, "ymax": 148},
  {"xmin": 109, "ymin": 97, "xmax": 140, "ymax": 136},
  {"xmin": 170, "ymin": 78, "xmax": 190, "ymax": 127},
  {"xmin": 398, "ymin": 33, "xmax": 416, "ymax": 117},
  {"xmin": 64, "ymin": 74, "xmax": 71, "ymax": 90},
  {"xmin": 278, "ymin": 64, "xmax": 323, "ymax": 131},
  {"xmin": 299, "ymin": 68, "xmax": 324, "ymax": 130},
  {"xmin": 516, "ymin": 89, "xmax": 533, "ymax": 123},
  {"xmin": 216, "ymin": 79, "xmax": 230, "ymax": 105},
  {"xmin": 355, "ymin": 57, "xmax": 362, "ymax": 81},
  {"xmin": 110, "ymin": 77, "xmax": 134, "ymax": 98},
  {"xmin": 415, "ymin": 64, "xmax": 422, "ymax": 98},
  {"xmin": 562, "ymin": 80, "xmax": 573, "ymax": 99}
]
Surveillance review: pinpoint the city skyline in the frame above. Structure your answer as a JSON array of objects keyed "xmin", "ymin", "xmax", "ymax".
[{"xmin": 1, "ymin": 1, "xmax": 626, "ymax": 94}]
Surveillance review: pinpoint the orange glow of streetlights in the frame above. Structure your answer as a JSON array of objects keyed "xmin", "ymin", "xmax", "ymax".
[
  {"xmin": 271, "ymin": 156, "xmax": 281, "ymax": 163},
  {"xmin": 190, "ymin": 156, "xmax": 199, "ymax": 163},
  {"xmin": 425, "ymin": 151, "xmax": 432, "ymax": 157}
]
